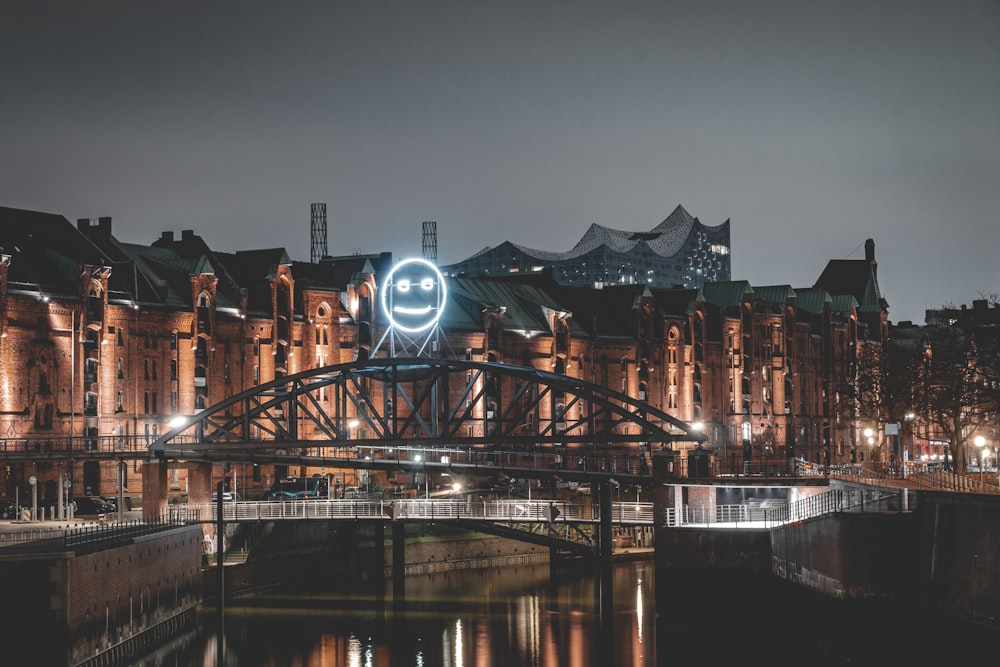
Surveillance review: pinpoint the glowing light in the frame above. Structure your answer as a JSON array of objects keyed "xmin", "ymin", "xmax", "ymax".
[
  {"xmin": 636, "ymin": 578, "xmax": 644, "ymax": 642},
  {"xmin": 453, "ymin": 618, "xmax": 464, "ymax": 667},
  {"xmin": 380, "ymin": 258, "xmax": 447, "ymax": 333}
]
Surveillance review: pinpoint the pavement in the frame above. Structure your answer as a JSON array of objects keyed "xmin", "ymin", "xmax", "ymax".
[{"xmin": 0, "ymin": 510, "xmax": 145, "ymax": 537}]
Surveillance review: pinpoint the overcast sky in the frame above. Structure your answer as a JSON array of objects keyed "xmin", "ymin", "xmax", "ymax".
[{"xmin": 2, "ymin": 1, "xmax": 997, "ymax": 324}]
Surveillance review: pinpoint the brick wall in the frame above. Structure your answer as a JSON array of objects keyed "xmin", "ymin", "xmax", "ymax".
[{"xmin": 65, "ymin": 525, "xmax": 203, "ymax": 665}]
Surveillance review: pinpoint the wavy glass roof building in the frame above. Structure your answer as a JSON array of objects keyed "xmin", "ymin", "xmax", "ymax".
[{"xmin": 440, "ymin": 205, "xmax": 731, "ymax": 290}]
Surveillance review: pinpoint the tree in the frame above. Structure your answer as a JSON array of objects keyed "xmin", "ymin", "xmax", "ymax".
[
  {"xmin": 909, "ymin": 325, "xmax": 1000, "ymax": 471},
  {"xmin": 843, "ymin": 338, "xmax": 913, "ymax": 467}
]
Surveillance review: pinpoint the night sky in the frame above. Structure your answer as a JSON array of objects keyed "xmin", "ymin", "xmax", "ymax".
[{"xmin": 2, "ymin": 1, "xmax": 997, "ymax": 324}]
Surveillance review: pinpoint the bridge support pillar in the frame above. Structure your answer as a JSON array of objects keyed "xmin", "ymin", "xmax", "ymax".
[
  {"xmin": 141, "ymin": 460, "xmax": 168, "ymax": 523},
  {"xmin": 374, "ymin": 522, "xmax": 386, "ymax": 582},
  {"xmin": 391, "ymin": 521, "xmax": 405, "ymax": 604},
  {"xmin": 186, "ymin": 462, "xmax": 214, "ymax": 506},
  {"xmin": 598, "ymin": 480, "xmax": 614, "ymax": 619}
]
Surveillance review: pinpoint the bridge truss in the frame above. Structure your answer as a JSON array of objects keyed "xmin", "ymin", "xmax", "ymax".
[{"xmin": 149, "ymin": 357, "xmax": 705, "ymax": 484}]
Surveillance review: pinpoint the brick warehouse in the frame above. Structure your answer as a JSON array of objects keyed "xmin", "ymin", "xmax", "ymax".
[{"xmin": 0, "ymin": 205, "xmax": 888, "ymax": 504}]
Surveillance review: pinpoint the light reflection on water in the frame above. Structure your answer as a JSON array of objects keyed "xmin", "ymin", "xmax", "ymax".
[
  {"xmin": 128, "ymin": 560, "xmax": 1000, "ymax": 666},
  {"xmin": 131, "ymin": 561, "xmax": 654, "ymax": 666}
]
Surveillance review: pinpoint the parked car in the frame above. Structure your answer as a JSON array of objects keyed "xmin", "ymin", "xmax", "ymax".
[
  {"xmin": 73, "ymin": 496, "xmax": 113, "ymax": 516},
  {"xmin": 211, "ymin": 491, "xmax": 239, "ymax": 502}
]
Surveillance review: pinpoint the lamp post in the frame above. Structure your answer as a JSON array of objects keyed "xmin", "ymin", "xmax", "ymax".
[
  {"xmin": 864, "ymin": 427, "xmax": 876, "ymax": 469},
  {"xmin": 974, "ymin": 436, "xmax": 987, "ymax": 485}
]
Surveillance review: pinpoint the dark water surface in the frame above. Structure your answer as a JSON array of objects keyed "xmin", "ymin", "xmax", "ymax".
[{"xmin": 131, "ymin": 561, "xmax": 998, "ymax": 666}]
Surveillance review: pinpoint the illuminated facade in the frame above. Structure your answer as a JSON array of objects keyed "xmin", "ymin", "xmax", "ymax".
[{"xmin": 0, "ymin": 205, "xmax": 886, "ymax": 506}]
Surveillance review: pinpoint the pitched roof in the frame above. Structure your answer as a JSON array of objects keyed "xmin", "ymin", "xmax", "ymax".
[
  {"xmin": 751, "ymin": 285, "xmax": 796, "ymax": 312},
  {"xmin": 791, "ymin": 287, "xmax": 833, "ymax": 315},
  {"xmin": 0, "ymin": 206, "xmax": 108, "ymax": 298},
  {"xmin": 814, "ymin": 239, "xmax": 888, "ymax": 313},
  {"xmin": 702, "ymin": 281, "xmax": 753, "ymax": 309}
]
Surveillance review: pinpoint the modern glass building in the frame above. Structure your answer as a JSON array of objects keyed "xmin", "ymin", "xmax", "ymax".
[{"xmin": 440, "ymin": 205, "xmax": 731, "ymax": 289}]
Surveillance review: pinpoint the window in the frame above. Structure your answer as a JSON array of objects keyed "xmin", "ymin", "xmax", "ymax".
[
  {"xmin": 117, "ymin": 359, "xmax": 124, "ymax": 379},
  {"xmin": 170, "ymin": 360, "xmax": 177, "ymax": 380},
  {"xmin": 144, "ymin": 360, "xmax": 150, "ymax": 380}
]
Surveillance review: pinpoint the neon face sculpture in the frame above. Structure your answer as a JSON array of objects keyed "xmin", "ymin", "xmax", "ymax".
[{"xmin": 380, "ymin": 258, "xmax": 447, "ymax": 334}]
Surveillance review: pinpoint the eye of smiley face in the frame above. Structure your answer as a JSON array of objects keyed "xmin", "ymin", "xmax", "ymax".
[{"xmin": 380, "ymin": 258, "xmax": 448, "ymax": 333}]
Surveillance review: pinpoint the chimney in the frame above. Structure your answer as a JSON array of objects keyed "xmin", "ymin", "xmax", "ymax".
[
  {"xmin": 864, "ymin": 238, "xmax": 877, "ymax": 279},
  {"xmin": 76, "ymin": 217, "xmax": 112, "ymax": 237}
]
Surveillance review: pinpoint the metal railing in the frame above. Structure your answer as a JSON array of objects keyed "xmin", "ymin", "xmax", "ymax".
[
  {"xmin": 177, "ymin": 498, "xmax": 655, "ymax": 525},
  {"xmin": 0, "ymin": 517, "xmax": 190, "ymax": 554},
  {"xmin": 664, "ymin": 486, "xmax": 914, "ymax": 528}
]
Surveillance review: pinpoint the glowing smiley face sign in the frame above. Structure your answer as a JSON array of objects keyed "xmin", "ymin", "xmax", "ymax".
[{"xmin": 380, "ymin": 258, "xmax": 448, "ymax": 333}]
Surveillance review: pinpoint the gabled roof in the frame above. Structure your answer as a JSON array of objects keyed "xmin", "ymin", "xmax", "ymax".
[
  {"xmin": 549, "ymin": 283, "xmax": 649, "ymax": 338},
  {"xmin": 791, "ymin": 287, "xmax": 833, "ymax": 315},
  {"xmin": 319, "ymin": 252, "xmax": 393, "ymax": 290},
  {"xmin": 829, "ymin": 294, "xmax": 859, "ymax": 317},
  {"xmin": 702, "ymin": 281, "xmax": 753, "ymax": 309},
  {"xmin": 650, "ymin": 287, "xmax": 702, "ymax": 318},
  {"xmin": 443, "ymin": 276, "xmax": 561, "ymax": 334},
  {"xmin": 751, "ymin": 285, "xmax": 796, "ymax": 312},
  {"xmin": 211, "ymin": 248, "xmax": 290, "ymax": 316},
  {"xmin": 0, "ymin": 206, "xmax": 108, "ymax": 298},
  {"xmin": 814, "ymin": 239, "xmax": 888, "ymax": 313}
]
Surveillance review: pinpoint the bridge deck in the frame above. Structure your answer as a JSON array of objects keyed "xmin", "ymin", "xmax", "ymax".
[{"xmin": 173, "ymin": 498, "xmax": 654, "ymax": 524}]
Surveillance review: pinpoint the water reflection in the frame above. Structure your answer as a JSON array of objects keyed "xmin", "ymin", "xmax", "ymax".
[
  {"xmin": 132, "ymin": 561, "xmax": 653, "ymax": 666},
  {"xmin": 128, "ymin": 560, "xmax": 1000, "ymax": 666}
]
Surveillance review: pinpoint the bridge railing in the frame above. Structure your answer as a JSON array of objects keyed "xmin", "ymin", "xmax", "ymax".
[
  {"xmin": 0, "ymin": 434, "xmax": 154, "ymax": 457},
  {"xmin": 185, "ymin": 498, "xmax": 654, "ymax": 524}
]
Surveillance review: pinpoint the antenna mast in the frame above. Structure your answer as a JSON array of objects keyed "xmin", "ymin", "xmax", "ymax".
[
  {"xmin": 422, "ymin": 220, "xmax": 438, "ymax": 264},
  {"xmin": 310, "ymin": 203, "xmax": 328, "ymax": 263}
]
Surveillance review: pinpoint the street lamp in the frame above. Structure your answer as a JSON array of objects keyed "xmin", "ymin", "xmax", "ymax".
[{"xmin": 974, "ymin": 436, "xmax": 987, "ymax": 485}]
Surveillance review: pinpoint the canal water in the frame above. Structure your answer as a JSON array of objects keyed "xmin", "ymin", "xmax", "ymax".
[{"xmin": 131, "ymin": 561, "xmax": 998, "ymax": 666}]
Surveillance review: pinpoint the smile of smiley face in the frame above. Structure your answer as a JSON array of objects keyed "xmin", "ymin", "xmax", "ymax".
[{"xmin": 380, "ymin": 258, "xmax": 448, "ymax": 333}]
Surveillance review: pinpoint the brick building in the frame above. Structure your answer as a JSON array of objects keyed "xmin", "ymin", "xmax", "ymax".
[{"xmin": 0, "ymin": 205, "xmax": 887, "ymax": 503}]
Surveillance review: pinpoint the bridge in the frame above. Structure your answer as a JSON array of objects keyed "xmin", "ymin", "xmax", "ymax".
[
  {"xmin": 139, "ymin": 356, "xmax": 707, "ymax": 614},
  {"xmin": 176, "ymin": 496, "xmax": 654, "ymax": 558},
  {"xmin": 147, "ymin": 356, "xmax": 703, "ymax": 461}
]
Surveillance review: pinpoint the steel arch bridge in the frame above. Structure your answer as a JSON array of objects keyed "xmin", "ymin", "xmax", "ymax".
[{"xmin": 148, "ymin": 357, "xmax": 706, "ymax": 482}]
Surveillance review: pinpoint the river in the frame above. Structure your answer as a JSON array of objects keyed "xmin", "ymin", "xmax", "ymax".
[{"xmin": 129, "ymin": 560, "xmax": 998, "ymax": 666}]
